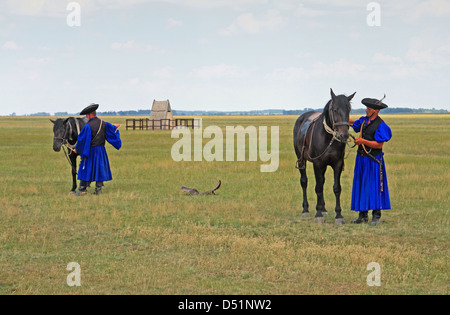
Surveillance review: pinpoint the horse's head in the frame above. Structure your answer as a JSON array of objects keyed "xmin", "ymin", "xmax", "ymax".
[
  {"xmin": 51, "ymin": 118, "xmax": 69, "ymax": 152},
  {"xmin": 328, "ymin": 89, "xmax": 356, "ymax": 142}
]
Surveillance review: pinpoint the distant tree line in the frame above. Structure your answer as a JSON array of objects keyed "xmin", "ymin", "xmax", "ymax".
[{"xmin": 8, "ymin": 107, "xmax": 449, "ymax": 117}]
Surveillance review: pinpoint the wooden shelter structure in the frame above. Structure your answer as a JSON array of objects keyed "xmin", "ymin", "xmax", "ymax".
[
  {"xmin": 149, "ymin": 99, "xmax": 173, "ymax": 130},
  {"xmin": 125, "ymin": 99, "xmax": 201, "ymax": 131}
]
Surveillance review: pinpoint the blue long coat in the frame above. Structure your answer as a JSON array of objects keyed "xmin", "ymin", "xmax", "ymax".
[
  {"xmin": 351, "ymin": 116, "xmax": 392, "ymax": 212},
  {"xmin": 75, "ymin": 118, "xmax": 122, "ymax": 182}
]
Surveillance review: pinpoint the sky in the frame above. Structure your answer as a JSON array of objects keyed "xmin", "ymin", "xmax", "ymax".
[{"xmin": 0, "ymin": 0, "xmax": 449, "ymax": 115}]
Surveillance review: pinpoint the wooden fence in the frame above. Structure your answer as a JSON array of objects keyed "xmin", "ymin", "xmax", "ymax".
[{"xmin": 126, "ymin": 118, "xmax": 201, "ymax": 130}]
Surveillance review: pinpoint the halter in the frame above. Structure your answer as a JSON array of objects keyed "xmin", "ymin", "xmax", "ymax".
[
  {"xmin": 53, "ymin": 118, "xmax": 82, "ymax": 152},
  {"xmin": 323, "ymin": 100, "xmax": 351, "ymax": 144}
]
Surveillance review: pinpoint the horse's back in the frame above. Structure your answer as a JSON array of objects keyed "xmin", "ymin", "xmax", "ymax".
[
  {"xmin": 293, "ymin": 111, "xmax": 322, "ymax": 155},
  {"xmin": 75, "ymin": 117, "xmax": 88, "ymax": 129}
]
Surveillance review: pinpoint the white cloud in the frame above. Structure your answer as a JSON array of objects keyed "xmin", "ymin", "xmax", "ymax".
[
  {"xmin": 405, "ymin": 32, "xmax": 450, "ymax": 67},
  {"xmin": 19, "ymin": 57, "xmax": 51, "ymax": 66},
  {"xmin": 265, "ymin": 66, "xmax": 307, "ymax": 82},
  {"xmin": 1, "ymin": 0, "xmax": 263, "ymax": 17},
  {"xmin": 166, "ymin": 18, "xmax": 183, "ymax": 28},
  {"xmin": 128, "ymin": 78, "xmax": 140, "ymax": 86},
  {"xmin": 24, "ymin": 71, "xmax": 40, "ymax": 81},
  {"xmin": 153, "ymin": 66, "xmax": 175, "ymax": 79},
  {"xmin": 190, "ymin": 64, "xmax": 251, "ymax": 79},
  {"xmin": 2, "ymin": 41, "xmax": 21, "ymax": 50},
  {"xmin": 410, "ymin": 0, "xmax": 450, "ymax": 19},
  {"xmin": 406, "ymin": 49, "xmax": 434, "ymax": 64},
  {"xmin": 221, "ymin": 10, "xmax": 288, "ymax": 36},
  {"xmin": 372, "ymin": 53, "xmax": 403, "ymax": 64},
  {"xmin": 111, "ymin": 40, "xmax": 136, "ymax": 51},
  {"xmin": 266, "ymin": 59, "xmax": 367, "ymax": 82},
  {"xmin": 311, "ymin": 59, "xmax": 367, "ymax": 78},
  {"xmin": 111, "ymin": 40, "xmax": 168, "ymax": 54},
  {"xmin": 369, "ymin": 53, "xmax": 422, "ymax": 78},
  {"xmin": 295, "ymin": 3, "xmax": 329, "ymax": 17},
  {"xmin": 4, "ymin": 0, "xmax": 66, "ymax": 17},
  {"xmin": 438, "ymin": 43, "xmax": 450, "ymax": 54}
]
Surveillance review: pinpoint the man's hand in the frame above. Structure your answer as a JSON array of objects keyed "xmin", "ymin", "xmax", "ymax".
[
  {"xmin": 354, "ymin": 137, "xmax": 365, "ymax": 146},
  {"xmin": 355, "ymin": 137, "xmax": 384, "ymax": 149}
]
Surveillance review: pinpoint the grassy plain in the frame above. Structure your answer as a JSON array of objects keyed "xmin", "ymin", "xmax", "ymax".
[{"xmin": 0, "ymin": 114, "xmax": 448, "ymax": 294}]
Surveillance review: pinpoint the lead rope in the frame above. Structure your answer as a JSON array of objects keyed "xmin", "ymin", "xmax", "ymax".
[
  {"xmin": 62, "ymin": 145, "xmax": 77, "ymax": 175},
  {"xmin": 80, "ymin": 119, "xmax": 103, "ymax": 171},
  {"xmin": 359, "ymin": 120, "xmax": 384, "ymax": 192}
]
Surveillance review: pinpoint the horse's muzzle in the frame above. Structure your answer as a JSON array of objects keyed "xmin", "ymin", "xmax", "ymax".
[
  {"xmin": 335, "ymin": 125, "xmax": 350, "ymax": 143},
  {"xmin": 53, "ymin": 140, "xmax": 62, "ymax": 152},
  {"xmin": 339, "ymin": 133, "xmax": 350, "ymax": 143}
]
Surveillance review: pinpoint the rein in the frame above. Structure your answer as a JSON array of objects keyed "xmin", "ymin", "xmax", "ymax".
[{"xmin": 359, "ymin": 120, "xmax": 384, "ymax": 192}]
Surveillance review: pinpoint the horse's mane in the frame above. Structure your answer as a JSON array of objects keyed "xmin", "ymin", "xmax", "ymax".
[{"xmin": 323, "ymin": 100, "xmax": 332, "ymax": 122}]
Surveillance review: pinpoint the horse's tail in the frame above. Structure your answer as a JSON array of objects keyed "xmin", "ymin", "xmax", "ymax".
[{"xmin": 293, "ymin": 116, "xmax": 304, "ymax": 159}]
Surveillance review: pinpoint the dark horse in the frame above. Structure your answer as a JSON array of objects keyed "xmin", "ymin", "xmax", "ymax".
[
  {"xmin": 51, "ymin": 117, "xmax": 87, "ymax": 193},
  {"xmin": 293, "ymin": 89, "xmax": 355, "ymax": 224}
]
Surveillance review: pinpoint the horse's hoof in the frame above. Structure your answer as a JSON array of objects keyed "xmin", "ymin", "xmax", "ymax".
[
  {"xmin": 69, "ymin": 191, "xmax": 76, "ymax": 195},
  {"xmin": 322, "ymin": 211, "xmax": 329, "ymax": 216},
  {"xmin": 314, "ymin": 217, "xmax": 324, "ymax": 224},
  {"xmin": 335, "ymin": 218, "xmax": 345, "ymax": 225},
  {"xmin": 301, "ymin": 212, "xmax": 310, "ymax": 217},
  {"xmin": 75, "ymin": 191, "xmax": 88, "ymax": 197}
]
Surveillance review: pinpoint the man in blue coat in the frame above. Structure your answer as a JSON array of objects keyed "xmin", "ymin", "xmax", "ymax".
[
  {"xmin": 74, "ymin": 104, "xmax": 122, "ymax": 196},
  {"xmin": 349, "ymin": 97, "xmax": 392, "ymax": 225}
]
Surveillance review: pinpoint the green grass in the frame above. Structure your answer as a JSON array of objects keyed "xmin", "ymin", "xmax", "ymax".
[{"xmin": 0, "ymin": 115, "xmax": 448, "ymax": 294}]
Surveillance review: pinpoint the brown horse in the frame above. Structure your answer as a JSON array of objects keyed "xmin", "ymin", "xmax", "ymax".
[{"xmin": 293, "ymin": 89, "xmax": 355, "ymax": 224}]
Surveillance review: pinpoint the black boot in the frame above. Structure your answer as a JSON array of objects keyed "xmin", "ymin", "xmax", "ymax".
[
  {"xmin": 75, "ymin": 181, "xmax": 89, "ymax": 197},
  {"xmin": 371, "ymin": 210, "xmax": 381, "ymax": 226},
  {"xmin": 94, "ymin": 181, "xmax": 104, "ymax": 195},
  {"xmin": 351, "ymin": 211, "xmax": 369, "ymax": 224}
]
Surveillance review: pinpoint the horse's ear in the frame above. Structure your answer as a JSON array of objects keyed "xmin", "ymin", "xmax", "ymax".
[
  {"xmin": 347, "ymin": 92, "xmax": 356, "ymax": 102},
  {"xmin": 50, "ymin": 119, "xmax": 56, "ymax": 124},
  {"xmin": 330, "ymin": 88, "xmax": 336, "ymax": 101},
  {"xmin": 63, "ymin": 118, "xmax": 70, "ymax": 124}
]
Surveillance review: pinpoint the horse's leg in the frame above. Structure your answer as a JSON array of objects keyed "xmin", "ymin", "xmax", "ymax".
[
  {"xmin": 299, "ymin": 166, "xmax": 309, "ymax": 217},
  {"xmin": 313, "ymin": 163, "xmax": 327, "ymax": 223},
  {"xmin": 70, "ymin": 154, "xmax": 77, "ymax": 193},
  {"xmin": 333, "ymin": 159, "xmax": 345, "ymax": 224}
]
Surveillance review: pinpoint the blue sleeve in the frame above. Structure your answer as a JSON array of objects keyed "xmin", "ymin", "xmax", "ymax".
[
  {"xmin": 374, "ymin": 122, "xmax": 392, "ymax": 143},
  {"xmin": 351, "ymin": 116, "xmax": 365, "ymax": 133},
  {"xmin": 105, "ymin": 122, "xmax": 122, "ymax": 150},
  {"xmin": 75, "ymin": 124, "xmax": 92, "ymax": 159}
]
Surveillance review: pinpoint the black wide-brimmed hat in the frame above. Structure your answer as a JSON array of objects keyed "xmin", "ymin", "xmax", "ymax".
[
  {"xmin": 80, "ymin": 103, "xmax": 99, "ymax": 115},
  {"xmin": 362, "ymin": 95, "xmax": 388, "ymax": 110}
]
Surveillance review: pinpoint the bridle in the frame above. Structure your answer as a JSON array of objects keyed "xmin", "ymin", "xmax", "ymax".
[
  {"xmin": 54, "ymin": 118, "xmax": 82, "ymax": 151},
  {"xmin": 323, "ymin": 100, "xmax": 356, "ymax": 146},
  {"xmin": 307, "ymin": 100, "xmax": 355, "ymax": 161}
]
